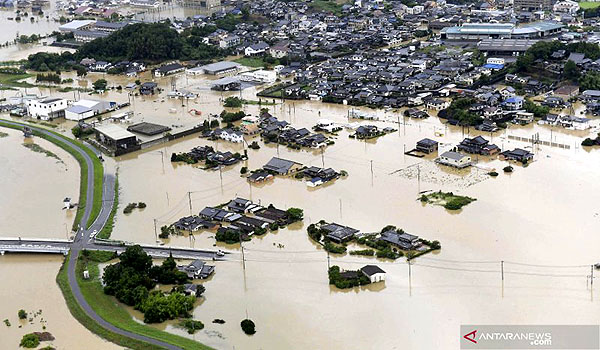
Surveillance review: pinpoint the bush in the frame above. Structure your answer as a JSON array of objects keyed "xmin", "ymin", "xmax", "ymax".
[
  {"xmin": 503, "ymin": 166, "xmax": 513, "ymax": 173},
  {"xmin": 18, "ymin": 309, "xmax": 27, "ymax": 319},
  {"xmin": 349, "ymin": 249, "xmax": 375, "ymax": 256},
  {"xmin": 137, "ymin": 202, "xmax": 147, "ymax": 209},
  {"xmin": 286, "ymin": 208, "xmax": 303, "ymax": 222},
  {"xmin": 249, "ymin": 141, "xmax": 260, "ymax": 149},
  {"xmin": 123, "ymin": 202, "xmax": 137, "ymax": 214},
  {"xmin": 269, "ymin": 222, "xmax": 279, "ymax": 231},
  {"xmin": 240, "ymin": 166, "xmax": 248, "ymax": 174},
  {"xmin": 241, "ymin": 319, "xmax": 256, "ymax": 335},
  {"xmin": 180, "ymin": 319, "xmax": 204, "ymax": 334},
  {"xmin": 582, "ymin": 138, "xmax": 596, "ymax": 146},
  {"xmin": 20, "ymin": 333, "xmax": 40, "ymax": 348},
  {"xmin": 213, "ymin": 319, "xmax": 226, "ymax": 324},
  {"xmin": 324, "ymin": 242, "xmax": 346, "ymax": 254},
  {"xmin": 488, "ymin": 171, "xmax": 498, "ymax": 177}
]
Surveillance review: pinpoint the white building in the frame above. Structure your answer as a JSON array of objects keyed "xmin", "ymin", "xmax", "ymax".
[
  {"xmin": 239, "ymin": 70, "xmax": 277, "ymax": 83},
  {"xmin": 65, "ymin": 99, "xmax": 115, "ymax": 121},
  {"xmin": 360, "ymin": 265, "xmax": 386, "ymax": 283},
  {"xmin": 436, "ymin": 151, "xmax": 472, "ymax": 168},
  {"xmin": 217, "ymin": 129, "xmax": 244, "ymax": 143},
  {"xmin": 27, "ymin": 97, "xmax": 70, "ymax": 120},
  {"xmin": 58, "ymin": 20, "xmax": 95, "ymax": 32},
  {"xmin": 486, "ymin": 57, "xmax": 505, "ymax": 65},
  {"xmin": 553, "ymin": 0, "xmax": 579, "ymax": 14}
]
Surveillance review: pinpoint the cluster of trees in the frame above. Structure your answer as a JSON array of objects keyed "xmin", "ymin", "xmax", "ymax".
[
  {"xmin": 71, "ymin": 125, "xmax": 94, "ymax": 138},
  {"xmin": 215, "ymin": 228, "xmax": 250, "ymax": 243},
  {"xmin": 516, "ymin": 41, "xmax": 600, "ymax": 74},
  {"xmin": 220, "ymin": 110, "xmax": 246, "ymax": 123},
  {"xmin": 159, "ymin": 225, "xmax": 176, "ymax": 239},
  {"xmin": 579, "ymin": 72, "xmax": 600, "ymax": 91},
  {"xmin": 26, "ymin": 23, "xmax": 226, "ymax": 72},
  {"xmin": 52, "ymin": 31, "xmax": 74, "ymax": 42},
  {"xmin": 523, "ymin": 99, "xmax": 550, "ymax": 119},
  {"xmin": 17, "ymin": 34, "xmax": 40, "ymax": 44},
  {"xmin": 93, "ymin": 79, "xmax": 108, "ymax": 91},
  {"xmin": 36, "ymin": 73, "xmax": 61, "ymax": 84},
  {"xmin": 102, "ymin": 246, "xmax": 197, "ymax": 323},
  {"xmin": 224, "ymin": 96, "xmax": 243, "ymax": 108},
  {"xmin": 328, "ymin": 266, "xmax": 370, "ymax": 289},
  {"xmin": 439, "ymin": 98, "xmax": 482, "ymax": 126},
  {"xmin": 582, "ymin": 133, "xmax": 600, "ymax": 147}
]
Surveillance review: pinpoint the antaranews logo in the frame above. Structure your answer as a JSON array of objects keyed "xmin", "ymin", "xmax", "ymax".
[
  {"xmin": 460, "ymin": 325, "xmax": 600, "ymax": 350},
  {"xmin": 463, "ymin": 330, "xmax": 477, "ymax": 344}
]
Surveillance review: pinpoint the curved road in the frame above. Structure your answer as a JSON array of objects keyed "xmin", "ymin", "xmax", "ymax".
[{"xmin": 1, "ymin": 121, "xmax": 182, "ymax": 350}]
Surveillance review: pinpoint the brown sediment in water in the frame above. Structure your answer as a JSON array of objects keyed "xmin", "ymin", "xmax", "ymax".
[{"xmin": 1, "ymin": 58, "xmax": 600, "ymax": 349}]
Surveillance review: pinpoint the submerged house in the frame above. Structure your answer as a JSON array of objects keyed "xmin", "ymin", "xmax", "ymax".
[
  {"xmin": 380, "ymin": 230, "xmax": 421, "ymax": 250},
  {"xmin": 177, "ymin": 260, "xmax": 215, "ymax": 279},
  {"xmin": 500, "ymin": 148, "xmax": 534, "ymax": 162},
  {"xmin": 436, "ymin": 151, "xmax": 472, "ymax": 168},
  {"xmin": 416, "ymin": 138, "xmax": 438, "ymax": 154},
  {"xmin": 457, "ymin": 136, "xmax": 500, "ymax": 155},
  {"xmin": 321, "ymin": 223, "xmax": 359, "ymax": 243},
  {"xmin": 263, "ymin": 157, "xmax": 303, "ymax": 175}
]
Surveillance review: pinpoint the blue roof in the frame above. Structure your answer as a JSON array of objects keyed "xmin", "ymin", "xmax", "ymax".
[
  {"xmin": 505, "ymin": 96, "xmax": 524, "ymax": 103},
  {"xmin": 483, "ymin": 63, "xmax": 504, "ymax": 69}
]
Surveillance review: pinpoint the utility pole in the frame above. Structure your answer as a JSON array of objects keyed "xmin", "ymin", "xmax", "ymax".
[
  {"xmin": 153, "ymin": 219, "xmax": 158, "ymax": 242},
  {"xmin": 501, "ymin": 260, "xmax": 504, "ymax": 281},
  {"xmin": 408, "ymin": 258, "xmax": 412, "ymax": 280},
  {"xmin": 417, "ymin": 165, "xmax": 421, "ymax": 193},
  {"xmin": 592, "ymin": 265, "xmax": 594, "ymax": 286},
  {"xmin": 240, "ymin": 232, "xmax": 246, "ymax": 271},
  {"xmin": 339, "ymin": 198, "xmax": 342, "ymax": 219},
  {"xmin": 188, "ymin": 192, "xmax": 193, "ymax": 215},
  {"xmin": 321, "ymin": 147, "xmax": 325, "ymax": 167},
  {"xmin": 327, "ymin": 250, "xmax": 330, "ymax": 269}
]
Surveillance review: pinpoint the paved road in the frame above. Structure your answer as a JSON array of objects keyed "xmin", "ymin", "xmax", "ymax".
[{"xmin": 1, "ymin": 121, "xmax": 184, "ymax": 350}]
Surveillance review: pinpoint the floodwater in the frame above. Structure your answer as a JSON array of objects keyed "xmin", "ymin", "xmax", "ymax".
[
  {"xmin": 0, "ymin": 127, "xmax": 78, "ymax": 238},
  {"xmin": 2, "ymin": 70, "xmax": 600, "ymax": 349},
  {"xmin": 0, "ymin": 255, "xmax": 122, "ymax": 350}
]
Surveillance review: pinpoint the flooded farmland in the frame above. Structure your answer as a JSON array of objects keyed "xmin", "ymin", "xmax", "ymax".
[{"xmin": 2, "ymin": 68, "xmax": 600, "ymax": 349}]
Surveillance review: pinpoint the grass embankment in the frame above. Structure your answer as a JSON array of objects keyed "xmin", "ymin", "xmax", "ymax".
[
  {"xmin": 0, "ymin": 120, "xmax": 104, "ymax": 230},
  {"xmin": 97, "ymin": 176, "xmax": 118, "ymax": 239},
  {"xmin": 233, "ymin": 57, "xmax": 268, "ymax": 68},
  {"xmin": 56, "ymin": 253, "xmax": 164, "ymax": 350},
  {"xmin": 0, "ymin": 72, "xmax": 34, "ymax": 90},
  {"xmin": 580, "ymin": 1, "xmax": 600, "ymax": 9},
  {"xmin": 419, "ymin": 191, "xmax": 476, "ymax": 210},
  {"xmin": 309, "ymin": 0, "xmax": 345, "ymax": 16},
  {"xmin": 74, "ymin": 251, "xmax": 213, "ymax": 350}
]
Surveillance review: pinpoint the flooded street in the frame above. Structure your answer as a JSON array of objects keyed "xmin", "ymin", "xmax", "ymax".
[{"xmin": 2, "ymin": 64, "xmax": 600, "ymax": 349}]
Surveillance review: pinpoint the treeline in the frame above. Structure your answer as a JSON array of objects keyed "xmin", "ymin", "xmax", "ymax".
[
  {"xmin": 516, "ymin": 41, "xmax": 600, "ymax": 72},
  {"xmin": 36, "ymin": 73, "xmax": 61, "ymax": 84},
  {"xmin": 25, "ymin": 22, "xmax": 227, "ymax": 71},
  {"xmin": 102, "ymin": 245, "xmax": 199, "ymax": 323}
]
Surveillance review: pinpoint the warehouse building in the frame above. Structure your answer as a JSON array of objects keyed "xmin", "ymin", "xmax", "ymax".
[{"xmin": 441, "ymin": 22, "xmax": 563, "ymax": 41}]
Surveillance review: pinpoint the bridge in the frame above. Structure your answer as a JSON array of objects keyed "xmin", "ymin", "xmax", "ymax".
[{"xmin": 0, "ymin": 237, "xmax": 226, "ymax": 261}]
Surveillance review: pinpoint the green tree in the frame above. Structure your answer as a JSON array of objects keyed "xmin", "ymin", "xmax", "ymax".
[
  {"xmin": 241, "ymin": 319, "xmax": 256, "ymax": 335},
  {"xmin": 563, "ymin": 60, "xmax": 580, "ymax": 80},
  {"xmin": 20, "ymin": 333, "xmax": 40, "ymax": 348},
  {"xmin": 18, "ymin": 309, "xmax": 27, "ymax": 319},
  {"xmin": 93, "ymin": 78, "xmax": 107, "ymax": 91}
]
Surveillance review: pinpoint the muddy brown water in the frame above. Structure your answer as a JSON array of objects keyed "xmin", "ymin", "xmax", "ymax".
[{"xmin": 2, "ymin": 66, "xmax": 600, "ymax": 349}]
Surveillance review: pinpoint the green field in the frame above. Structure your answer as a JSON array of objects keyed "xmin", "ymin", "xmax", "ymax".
[
  {"xmin": 234, "ymin": 57, "xmax": 268, "ymax": 68},
  {"xmin": 580, "ymin": 1, "xmax": 600, "ymax": 9},
  {"xmin": 74, "ymin": 253, "xmax": 213, "ymax": 350},
  {"xmin": 0, "ymin": 72, "xmax": 34, "ymax": 90},
  {"xmin": 309, "ymin": 0, "xmax": 345, "ymax": 15}
]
